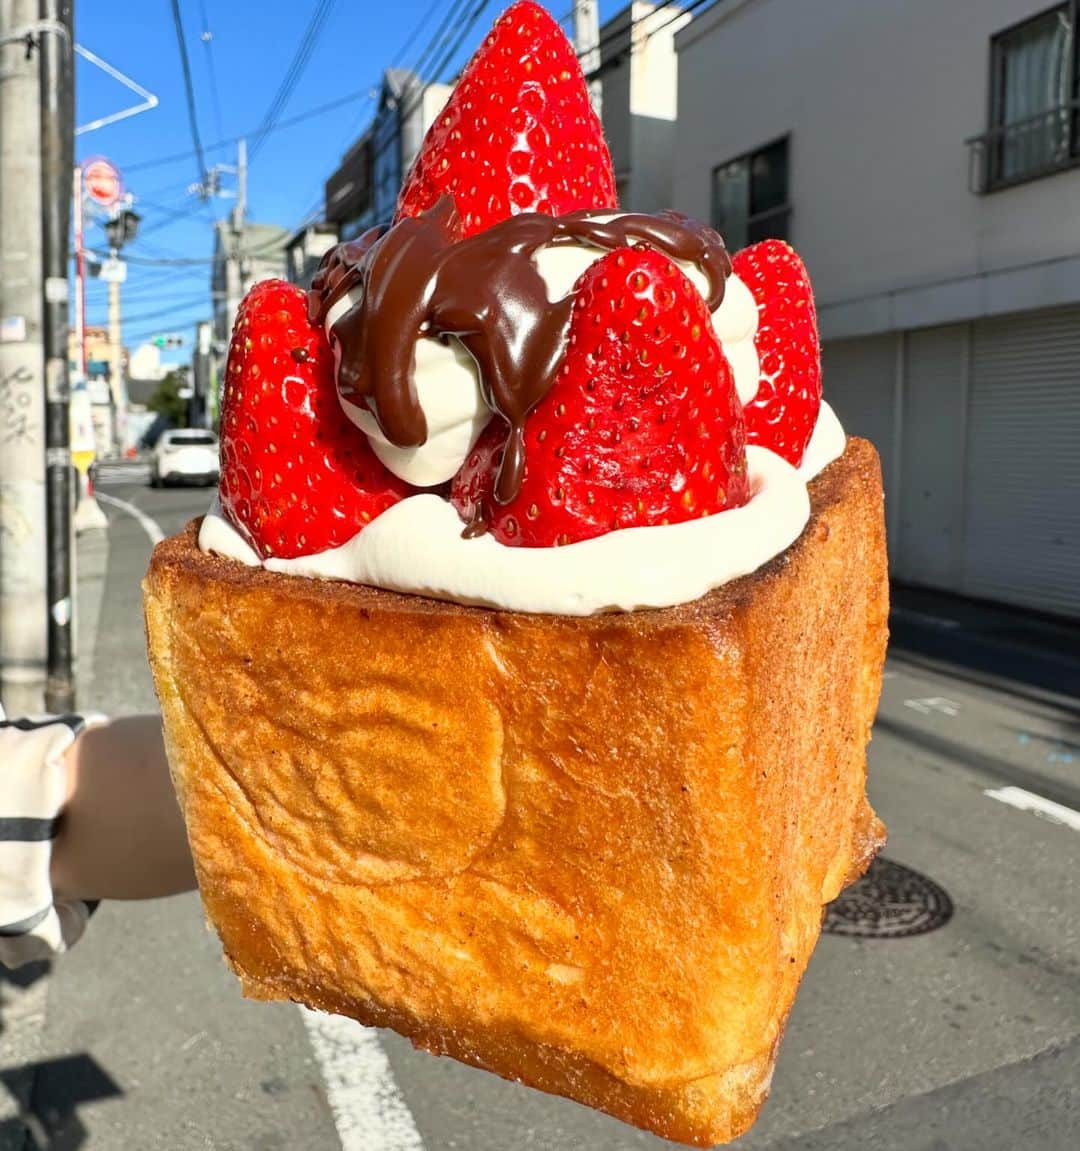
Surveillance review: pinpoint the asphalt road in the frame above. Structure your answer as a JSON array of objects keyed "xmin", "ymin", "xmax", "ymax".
[{"xmin": 2, "ymin": 476, "xmax": 1078, "ymax": 1151}]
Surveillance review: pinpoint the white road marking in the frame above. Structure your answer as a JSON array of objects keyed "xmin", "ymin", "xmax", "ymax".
[
  {"xmin": 96, "ymin": 491, "xmax": 165, "ymax": 545},
  {"xmin": 903, "ymin": 696, "xmax": 960, "ymax": 717},
  {"xmin": 984, "ymin": 786, "xmax": 1080, "ymax": 833},
  {"xmin": 300, "ymin": 1008, "xmax": 425, "ymax": 1151}
]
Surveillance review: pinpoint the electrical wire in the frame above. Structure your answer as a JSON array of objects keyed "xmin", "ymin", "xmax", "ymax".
[
  {"xmin": 169, "ymin": 0, "xmax": 210, "ymax": 191},
  {"xmin": 254, "ymin": 0, "xmax": 480, "ymax": 243},
  {"xmin": 404, "ymin": 0, "xmax": 473, "ymax": 89},
  {"xmin": 583, "ymin": 0, "xmax": 710, "ymax": 77},
  {"xmin": 198, "ymin": 0, "xmax": 226, "ymax": 141},
  {"xmin": 391, "ymin": 0, "xmax": 450, "ymax": 69},
  {"xmin": 124, "ymin": 85, "xmax": 374, "ymax": 174},
  {"xmin": 118, "ymin": 0, "xmax": 710, "ymax": 184},
  {"xmin": 115, "ymin": 293, "xmax": 214, "ymax": 325},
  {"xmin": 249, "ymin": 0, "xmax": 340, "ymax": 162}
]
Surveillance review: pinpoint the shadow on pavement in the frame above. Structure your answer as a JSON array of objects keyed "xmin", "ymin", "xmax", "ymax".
[
  {"xmin": 889, "ymin": 583, "xmax": 1080, "ymax": 705},
  {"xmin": 875, "ymin": 713, "xmax": 1080, "ymax": 812},
  {"xmin": 0, "ymin": 1055, "xmax": 123, "ymax": 1151}
]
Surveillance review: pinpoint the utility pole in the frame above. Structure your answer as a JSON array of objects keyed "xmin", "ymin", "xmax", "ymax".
[
  {"xmin": 107, "ymin": 257, "xmax": 122, "ymax": 450},
  {"xmin": 232, "ymin": 137, "xmax": 246, "ymax": 232},
  {"xmin": 573, "ymin": 0, "xmax": 602, "ymax": 118},
  {"xmin": 40, "ymin": 0, "xmax": 75, "ymax": 711},
  {"xmin": 0, "ymin": 0, "xmax": 48, "ymax": 714}
]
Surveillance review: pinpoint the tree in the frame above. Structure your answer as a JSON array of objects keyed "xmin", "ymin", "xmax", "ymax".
[{"xmin": 147, "ymin": 368, "xmax": 190, "ymax": 428}]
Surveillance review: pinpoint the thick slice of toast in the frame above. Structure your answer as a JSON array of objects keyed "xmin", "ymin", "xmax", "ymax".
[{"xmin": 143, "ymin": 437, "xmax": 887, "ymax": 1146}]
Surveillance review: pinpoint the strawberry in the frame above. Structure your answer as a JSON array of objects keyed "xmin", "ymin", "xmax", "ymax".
[
  {"xmin": 219, "ymin": 279, "xmax": 410, "ymax": 559},
  {"xmin": 394, "ymin": 0, "xmax": 617, "ymax": 238},
  {"xmin": 451, "ymin": 247, "xmax": 749, "ymax": 546},
  {"xmin": 731, "ymin": 239, "xmax": 821, "ymax": 467}
]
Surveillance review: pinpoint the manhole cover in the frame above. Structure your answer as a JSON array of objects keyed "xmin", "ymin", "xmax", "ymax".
[{"xmin": 823, "ymin": 856, "xmax": 953, "ymax": 938}]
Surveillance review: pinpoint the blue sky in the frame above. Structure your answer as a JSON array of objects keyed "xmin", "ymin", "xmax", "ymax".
[{"xmin": 75, "ymin": 1, "xmax": 626, "ymax": 365}]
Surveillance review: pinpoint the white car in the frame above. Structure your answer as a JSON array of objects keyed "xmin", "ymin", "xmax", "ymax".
[{"xmin": 151, "ymin": 428, "xmax": 220, "ymax": 488}]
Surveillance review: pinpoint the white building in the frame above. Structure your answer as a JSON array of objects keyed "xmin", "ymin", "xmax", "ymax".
[
  {"xmin": 599, "ymin": 2, "xmax": 691, "ymax": 211},
  {"xmin": 674, "ymin": 0, "xmax": 1080, "ymax": 620}
]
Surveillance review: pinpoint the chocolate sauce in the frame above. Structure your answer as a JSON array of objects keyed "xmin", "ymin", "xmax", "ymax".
[{"xmin": 309, "ymin": 198, "xmax": 731, "ymax": 504}]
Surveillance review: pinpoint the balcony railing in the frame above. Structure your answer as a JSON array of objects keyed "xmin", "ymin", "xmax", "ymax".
[{"xmin": 965, "ymin": 101, "xmax": 1080, "ymax": 193}]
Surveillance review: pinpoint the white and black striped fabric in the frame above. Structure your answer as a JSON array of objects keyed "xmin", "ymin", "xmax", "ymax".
[{"xmin": 0, "ymin": 708, "xmax": 102, "ymax": 967}]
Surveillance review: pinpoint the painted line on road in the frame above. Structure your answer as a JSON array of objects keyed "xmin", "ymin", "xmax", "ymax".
[
  {"xmin": 95, "ymin": 491, "xmax": 165, "ymax": 546},
  {"xmin": 903, "ymin": 696, "xmax": 960, "ymax": 717},
  {"xmin": 984, "ymin": 786, "xmax": 1080, "ymax": 832},
  {"xmin": 300, "ymin": 1008, "xmax": 425, "ymax": 1151}
]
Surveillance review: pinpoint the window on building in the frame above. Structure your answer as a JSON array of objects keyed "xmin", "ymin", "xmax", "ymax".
[
  {"xmin": 710, "ymin": 137, "xmax": 790, "ymax": 250},
  {"xmin": 986, "ymin": 4, "xmax": 1078, "ymax": 187}
]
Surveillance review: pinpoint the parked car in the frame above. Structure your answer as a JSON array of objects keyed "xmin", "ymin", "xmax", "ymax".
[{"xmin": 150, "ymin": 428, "xmax": 220, "ymax": 488}]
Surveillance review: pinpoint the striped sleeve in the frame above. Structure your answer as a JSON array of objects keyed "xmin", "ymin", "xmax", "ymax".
[{"xmin": 0, "ymin": 710, "xmax": 103, "ymax": 967}]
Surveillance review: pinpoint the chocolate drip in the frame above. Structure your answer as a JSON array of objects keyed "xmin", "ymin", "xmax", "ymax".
[{"xmin": 309, "ymin": 198, "xmax": 732, "ymax": 504}]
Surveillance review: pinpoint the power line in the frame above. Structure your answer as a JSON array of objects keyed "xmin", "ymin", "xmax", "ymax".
[
  {"xmin": 197, "ymin": 0, "xmax": 226, "ymax": 141},
  {"xmin": 391, "ymin": 0, "xmax": 448, "ymax": 69},
  {"xmin": 169, "ymin": 0, "xmax": 210, "ymax": 191},
  {"xmin": 249, "ymin": 0, "xmax": 340, "ymax": 162},
  {"xmin": 110, "ymin": 293, "xmax": 213, "ymax": 325},
  {"xmin": 583, "ymin": 0, "xmax": 709, "ymax": 78},
  {"xmin": 405, "ymin": 0, "xmax": 473, "ymax": 88},
  {"xmin": 125, "ymin": 85, "xmax": 374, "ymax": 176}
]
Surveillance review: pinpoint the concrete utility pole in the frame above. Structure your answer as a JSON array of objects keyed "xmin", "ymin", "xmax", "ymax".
[
  {"xmin": 107, "ymin": 266, "xmax": 122, "ymax": 447},
  {"xmin": 40, "ymin": 0, "xmax": 76, "ymax": 711},
  {"xmin": 573, "ymin": 0, "xmax": 602, "ymax": 117},
  {"xmin": 0, "ymin": 0, "xmax": 48, "ymax": 714}
]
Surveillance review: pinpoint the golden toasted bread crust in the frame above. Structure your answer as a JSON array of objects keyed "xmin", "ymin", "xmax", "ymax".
[{"xmin": 144, "ymin": 438, "xmax": 888, "ymax": 1147}]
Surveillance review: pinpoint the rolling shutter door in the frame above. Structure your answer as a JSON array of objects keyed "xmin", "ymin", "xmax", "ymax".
[
  {"xmin": 963, "ymin": 306, "xmax": 1080, "ymax": 619},
  {"xmin": 895, "ymin": 326, "xmax": 967, "ymax": 588},
  {"xmin": 821, "ymin": 334, "xmax": 898, "ymax": 528}
]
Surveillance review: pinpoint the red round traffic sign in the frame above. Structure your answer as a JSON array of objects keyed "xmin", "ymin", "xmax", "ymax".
[{"xmin": 83, "ymin": 157, "xmax": 122, "ymax": 208}]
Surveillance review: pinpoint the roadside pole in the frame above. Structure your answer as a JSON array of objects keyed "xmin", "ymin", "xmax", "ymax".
[
  {"xmin": 0, "ymin": 0, "xmax": 48, "ymax": 714},
  {"xmin": 573, "ymin": 0, "xmax": 602, "ymax": 117},
  {"xmin": 73, "ymin": 165, "xmax": 86, "ymax": 375},
  {"xmin": 40, "ymin": 0, "xmax": 75, "ymax": 711},
  {"xmin": 107, "ymin": 268, "xmax": 121, "ymax": 450}
]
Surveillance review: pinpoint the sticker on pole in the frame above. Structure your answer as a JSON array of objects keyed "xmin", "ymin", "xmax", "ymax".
[{"xmin": 83, "ymin": 157, "xmax": 122, "ymax": 208}]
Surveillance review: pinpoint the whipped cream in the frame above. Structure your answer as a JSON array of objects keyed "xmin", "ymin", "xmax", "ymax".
[
  {"xmin": 323, "ymin": 215, "xmax": 759, "ymax": 486},
  {"xmin": 328, "ymin": 298, "xmax": 493, "ymax": 488},
  {"xmin": 200, "ymin": 447, "xmax": 811, "ymax": 616},
  {"xmin": 798, "ymin": 401, "xmax": 845, "ymax": 482}
]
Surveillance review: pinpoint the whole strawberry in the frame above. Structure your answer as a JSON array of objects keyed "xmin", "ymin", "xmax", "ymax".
[
  {"xmin": 219, "ymin": 279, "xmax": 410, "ymax": 559},
  {"xmin": 452, "ymin": 247, "xmax": 749, "ymax": 546},
  {"xmin": 731, "ymin": 240, "xmax": 821, "ymax": 467},
  {"xmin": 395, "ymin": 0, "xmax": 617, "ymax": 238}
]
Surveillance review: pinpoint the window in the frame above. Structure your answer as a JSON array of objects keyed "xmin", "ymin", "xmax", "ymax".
[
  {"xmin": 985, "ymin": 4, "xmax": 1078, "ymax": 187},
  {"xmin": 711, "ymin": 137, "xmax": 790, "ymax": 250}
]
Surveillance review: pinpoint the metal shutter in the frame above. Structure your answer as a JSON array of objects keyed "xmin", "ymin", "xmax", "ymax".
[
  {"xmin": 964, "ymin": 306, "xmax": 1080, "ymax": 619},
  {"xmin": 821, "ymin": 334, "xmax": 898, "ymax": 522},
  {"xmin": 895, "ymin": 326, "xmax": 968, "ymax": 588}
]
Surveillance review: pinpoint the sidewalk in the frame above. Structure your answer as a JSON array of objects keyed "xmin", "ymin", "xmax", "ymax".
[{"xmin": 889, "ymin": 582, "xmax": 1080, "ymax": 704}]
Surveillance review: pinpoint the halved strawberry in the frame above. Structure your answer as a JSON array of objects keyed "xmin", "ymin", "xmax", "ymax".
[
  {"xmin": 451, "ymin": 247, "xmax": 749, "ymax": 546},
  {"xmin": 394, "ymin": 0, "xmax": 617, "ymax": 238},
  {"xmin": 731, "ymin": 239, "xmax": 821, "ymax": 467},
  {"xmin": 219, "ymin": 279, "xmax": 411, "ymax": 559}
]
